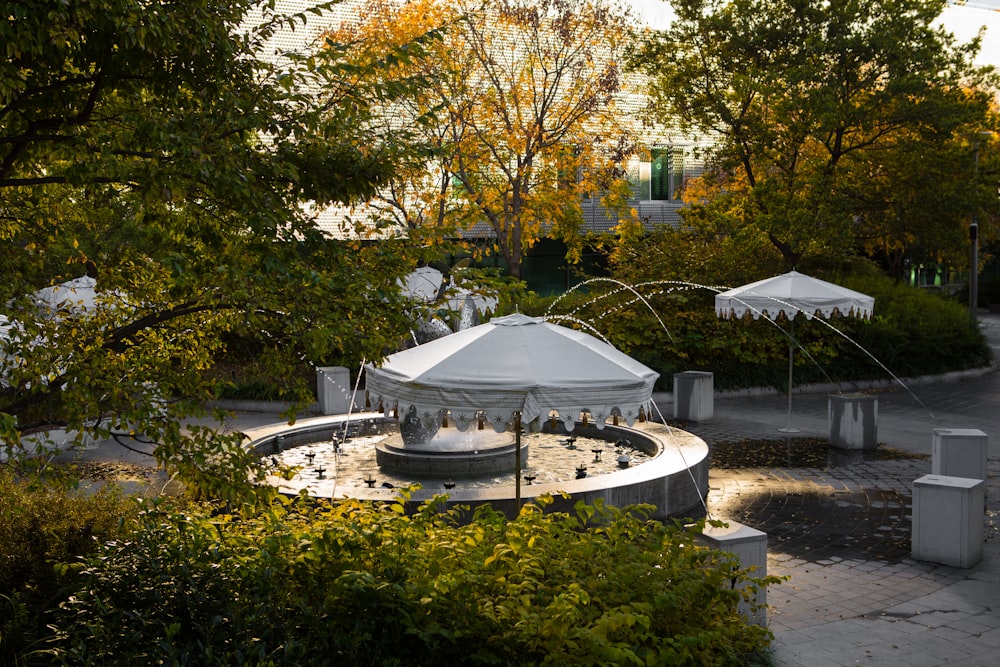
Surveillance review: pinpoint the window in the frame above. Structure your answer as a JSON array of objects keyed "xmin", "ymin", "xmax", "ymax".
[
  {"xmin": 649, "ymin": 148, "xmax": 673, "ymax": 200},
  {"xmin": 643, "ymin": 146, "xmax": 686, "ymax": 201}
]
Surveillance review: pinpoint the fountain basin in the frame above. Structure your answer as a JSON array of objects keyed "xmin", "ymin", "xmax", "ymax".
[
  {"xmin": 243, "ymin": 413, "xmax": 709, "ymax": 520},
  {"xmin": 376, "ymin": 438, "xmax": 526, "ymax": 477}
]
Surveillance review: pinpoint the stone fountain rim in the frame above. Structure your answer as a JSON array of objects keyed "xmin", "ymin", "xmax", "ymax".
[{"xmin": 241, "ymin": 412, "xmax": 709, "ymax": 515}]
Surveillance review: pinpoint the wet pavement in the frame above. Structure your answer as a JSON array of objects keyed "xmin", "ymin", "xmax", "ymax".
[{"xmin": 647, "ymin": 311, "xmax": 1000, "ymax": 666}]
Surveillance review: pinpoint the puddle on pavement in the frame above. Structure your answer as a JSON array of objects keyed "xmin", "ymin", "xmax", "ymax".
[
  {"xmin": 712, "ymin": 483, "xmax": 914, "ymax": 563},
  {"xmin": 707, "ymin": 438, "xmax": 928, "ymax": 563},
  {"xmin": 709, "ymin": 437, "xmax": 927, "ymax": 469}
]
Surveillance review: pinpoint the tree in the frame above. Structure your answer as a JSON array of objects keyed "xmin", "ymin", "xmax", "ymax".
[
  {"xmin": 331, "ymin": 0, "xmax": 641, "ymax": 280},
  {"xmin": 630, "ymin": 0, "xmax": 998, "ymax": 272},
  {"xmin": 844, "ymin": 125, "xmax": 993, "ymax": 282},
  {"xmin": 0, "ymin": 0, "xmax": 423, "ymax": 494}
]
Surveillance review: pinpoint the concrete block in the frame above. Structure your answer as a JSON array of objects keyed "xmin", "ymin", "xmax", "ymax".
[
  {"xmin": 697, "ymin": 521, "xmax": 768, "ymax": 627},
  {"xmin": 673, "ymin": 371, "xmax": 714, "ymax": 422},
  {"xmin": 932, "ymin": 428, "xmax": 988, "ymax": 480},
  {"xmin": 912, "ymin": 474, "xmax": 984, "ymax": 568},
  {"xmin": 316, "ymin": 366, "xmax": 352, "ymax": 415},
  {"xmin": 828, "ymin": 392, "xmax": 877, "ymax": 450}
]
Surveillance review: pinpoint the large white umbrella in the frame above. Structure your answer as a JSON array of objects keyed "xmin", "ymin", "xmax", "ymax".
[
  {"xmin": 31, "ymin": 276, "xmax": 100, "ymax": 317},
  {"xmin": 3, "ymin": 277, "xmax": 110, "ymax": 385},
  {"xmin": 399, "ymin": 266, "xmax": 499, "ymax": 314},
  {"xmin": 366, "ymin": 313, "xmax": 658, "ymax": 433},
  {"xmin": 715, "ymin": 270, "xmax": 874, "ymax": 431},
  {"xmin": 365, "ymin": 313, "xmax": 659, "ymax": 506}
]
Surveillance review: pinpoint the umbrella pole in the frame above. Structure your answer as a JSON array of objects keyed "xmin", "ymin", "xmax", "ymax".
[
  {"xmin": 514, "ymin": 412, "xmax": 522, "ymax": 513},
  {"xmin": 779, "ymin": 319, "xmax": 800, "ymax": 433}
]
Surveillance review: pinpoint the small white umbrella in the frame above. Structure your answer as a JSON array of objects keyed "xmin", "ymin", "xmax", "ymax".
[
  {"xmin": 715, "ymin": 270, "xmax": 874, "ymax": 432},
  {"xmin": 365, "ymin": 313, "xmax": 659, "ymax": 506}
]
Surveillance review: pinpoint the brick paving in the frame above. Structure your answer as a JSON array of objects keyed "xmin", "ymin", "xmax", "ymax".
[
  {"xmin": 650, "ymin": 311, "xmax": 1000, "ymax": 665},
  {"xmin": 674, "ymin": 429, "xmax": 1000, "ymax": 666},
  {"xmin": 707, "ymin": 460, "xmax": 999, "ymax": 630}
]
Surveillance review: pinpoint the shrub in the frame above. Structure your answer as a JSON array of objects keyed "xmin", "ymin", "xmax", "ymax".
[
  {"xmin": 546, "ymin": 272, "xmax": 990, "ymax": 391},
  {"xmin": 47, "ymin": 494, "xmax": 775, "ymax": 666},
  {"xmin": 835, "ymin": 275, "xmax": 990, "ymax": 379},
  {"xmin": 0, "ymin": 472, "xmax": 138, "ymax": 664}
]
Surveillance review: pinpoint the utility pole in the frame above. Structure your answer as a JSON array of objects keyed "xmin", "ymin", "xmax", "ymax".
[{"xmin": 970, "ymin": 132, "xmax": 993, "ymax": 320}]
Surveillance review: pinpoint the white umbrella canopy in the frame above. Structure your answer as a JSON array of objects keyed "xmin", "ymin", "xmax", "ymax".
[
  {"xmin": 399, "ymin": 266, "xmax": 499, "ymax": 314},
  {"xmin": 715, "ymin": 270, "xmax": 874, "ymax": 321},
  {"xmin": 714, "ymin": 271, "xmax": 874, "ymax": 431},
  {"xmin": 365, "ymin": 313, "xmax": 659, "ymax": 433},
  {"xmin": 31, "ymin": 276, "xmax": 101, "ymax": 317},
  {"xmin": 399, "ymin": 266, "xmax": 446, "ymax": 302}
]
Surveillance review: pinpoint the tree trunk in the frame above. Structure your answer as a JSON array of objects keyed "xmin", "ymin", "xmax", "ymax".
[{"xmin": 768, "ymin": 233, "xmax": 802, "ymax": 270}]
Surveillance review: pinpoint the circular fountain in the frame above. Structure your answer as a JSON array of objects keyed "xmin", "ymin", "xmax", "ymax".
[
  {"xmin": 243, "ymin": 411, "xmax": 709, "ymax": 520},
  {"xmin": 243, "ymin": 313, "xmax": 710, "ymax": 519}
]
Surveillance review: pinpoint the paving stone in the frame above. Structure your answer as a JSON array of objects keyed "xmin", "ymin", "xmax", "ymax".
[
  {"xmin": 975, "ymin": 626, "xmax": 1000, "ymax": 648},
  {"xmin": 664, "ymin": 329, "xmax": 1000, "ymax": 664},
  {"xmin": 948, "ymin": 617, "xmax": 1000, "ymax": 636},
  {"xmin": 926, "ymin": 623, "xmax": 980, "ymax": 643}
]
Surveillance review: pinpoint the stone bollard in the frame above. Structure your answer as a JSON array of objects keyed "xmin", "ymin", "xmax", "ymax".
[
  {"xmin": 912, "ymin": 474, "xmax": 984, "ymax": 568},
  {"xmin": 931, "ymin": 428, "xmax": 989, "ymax": 481},
  {"xmin": 697, "ymin": 521, "xmax": 768, "ymax": 627},
  {"xmin": 316, "ymin": 366, "xmax": 352, "ymax": 415},
  {"xmin": 673, "ymin": 371, "xmax": 714, "ymax": 422},
  {"xmin": 827, "ymin": 392, "xmax": 877, "ymax": 450}
]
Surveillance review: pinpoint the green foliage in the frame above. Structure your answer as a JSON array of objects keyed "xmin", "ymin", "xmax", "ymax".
[
  {"xmin": 0, "ymin": 471, "xmax": 138, "ymax": 664},
  {"xmin": 838, "ymin": 275, "xmax": 991, "ymax": 378},
  {"xmin": 0, "ymin": 0, "xmax": 430, "ymax": 496},
  {"xmin": 43, "ymin": 495, "xmax": 774, "ymax": 666},
  {"xmin": 630, "ymin": 0, "xmax": 998, "ymax": 270}
]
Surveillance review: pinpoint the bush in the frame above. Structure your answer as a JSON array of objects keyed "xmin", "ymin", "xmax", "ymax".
[
  {"xmin": 545, "ymin": 270, "xmax": 991, "ymax": 392},
  {"xmin": 46, "ymin": 494, "xmax": 775, "ymax": 666},
  {"xmin": 0, "ymin": 472, "xmax": 138, "ymax": 664},
  {"xmin": 835, "ymin": 275, "xmax": 990, "ymax": 379}
]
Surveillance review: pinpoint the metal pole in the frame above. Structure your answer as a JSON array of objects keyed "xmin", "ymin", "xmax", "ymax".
[
  {"xmin": 785, "ymin": 340, "xmax": 794, "ymax": 428},
  {"xmin": 514, "ymin": 411, "xmax": 522, "ymax": 513},
  {"xmin": 971, "ymin": 217, "xmax": 979, "ymax": 320},
  {"xmin": 778, "ymin": 318, "xmax": 800, "ymax": 433},
  {"xmin": 971, "ymin": 140, "xmax": 981, "ymax": 320}
]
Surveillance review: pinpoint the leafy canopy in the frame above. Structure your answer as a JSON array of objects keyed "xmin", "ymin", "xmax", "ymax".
[
  {"xmin": 0, "ymin": 0, "xmax": 430, "ymax": 495},
  {"xmin": 332, "ymin": 0, "xmax": 642, "ymax": 279},
  {"xmin": 630, "ymin": 0, "xmax": 998, "ymax": 273}
]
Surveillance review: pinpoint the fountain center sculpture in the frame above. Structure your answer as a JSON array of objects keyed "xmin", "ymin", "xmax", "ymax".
[{"xmin": 379, "ymin": 405, "xmax": 521, "ymax": 476}]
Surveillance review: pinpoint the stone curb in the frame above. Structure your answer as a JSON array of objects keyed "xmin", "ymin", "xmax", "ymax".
[
  {"xmin": 206, "ymin": 364, "xmax": 998, "ymax": 416},
  {"xmin": 654, "ymin": 362, "xmax": 998, "ymax": 403}
]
